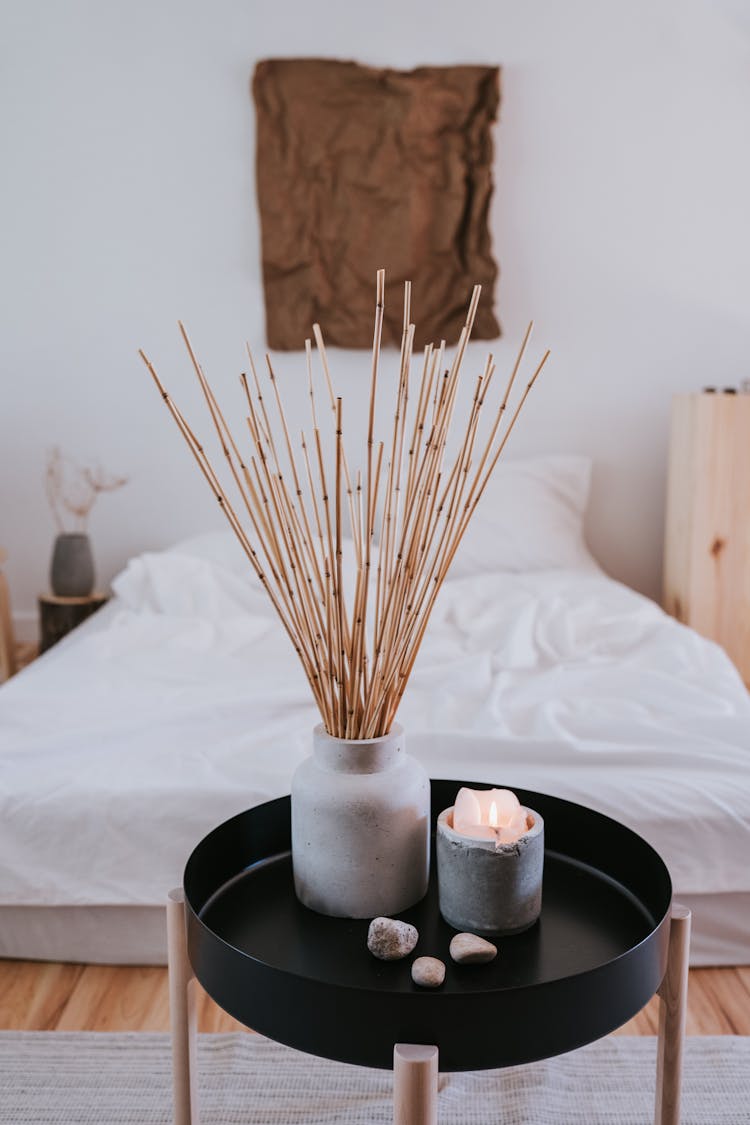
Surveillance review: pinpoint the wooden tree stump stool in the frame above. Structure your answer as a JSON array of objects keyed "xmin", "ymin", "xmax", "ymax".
[{"xmin": 38, "ymin": 593, "xmax": 108, "ymax": 653}]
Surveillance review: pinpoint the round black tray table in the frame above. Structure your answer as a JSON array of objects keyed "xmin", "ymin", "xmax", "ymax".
[{"xmin": 167, "ymin": 780, "xmax": 691, "ymax": 1125}]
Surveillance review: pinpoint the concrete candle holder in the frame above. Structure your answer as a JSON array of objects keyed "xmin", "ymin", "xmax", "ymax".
[{"xmin": 436, "ymin": 805, "xmax": 544, "ymax": 936}]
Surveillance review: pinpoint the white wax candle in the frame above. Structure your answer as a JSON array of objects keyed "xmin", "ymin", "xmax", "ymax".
[{"xmin": 452, "ymin": 786, "xmax": 530, "ymax": 844}]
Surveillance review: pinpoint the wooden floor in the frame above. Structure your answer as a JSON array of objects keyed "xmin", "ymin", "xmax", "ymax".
[{"xmin": 0, "ymin": 961, "xmax": 748, "ymax": 1035}]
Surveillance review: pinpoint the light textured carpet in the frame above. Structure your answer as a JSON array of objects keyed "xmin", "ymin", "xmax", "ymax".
[{"xmin": 0, "ymin": 1032, "xmax": 748, "ymax": 1124}]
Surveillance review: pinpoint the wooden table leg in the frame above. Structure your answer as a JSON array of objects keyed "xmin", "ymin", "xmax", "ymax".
[
  {"xmin": 655, "ymin": 903, "xmax": 691, "ymax": 1125},
  {"xmin": 394, "ymin": 1044, "xmax": 439, "ymax": 1125},
  {"xmin": 167, "ymin": 888, "xmax": 199, "ymax": 1125}
]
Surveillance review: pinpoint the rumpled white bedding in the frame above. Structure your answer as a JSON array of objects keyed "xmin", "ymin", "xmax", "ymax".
[{"xmin": 0, "ymin": 549, "xmax": 748, "ymax": 908}]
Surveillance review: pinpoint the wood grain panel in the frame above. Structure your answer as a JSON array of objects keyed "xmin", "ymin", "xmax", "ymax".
[
  {"xmin": 0, "ymin": 960, "xmax": 85, "ymax": 1030},
  {"xmin": 664, "ymin": 392, "xmax": 750, "ymax": 681},
  {"xmin": 1, "ymin": 961, "xmax": 748, "ymax": 1036},
  {"xmin": 53, "ymin": 965, "xmax": 170, "ymax": 1031}
]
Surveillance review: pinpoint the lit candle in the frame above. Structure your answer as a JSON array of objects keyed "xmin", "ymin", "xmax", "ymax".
[
  {"xmin": 452, "ymin": 787, "xmax": 531, "ymax": 845},
  {"xmin": 436, "ymin": 786, "xmax": 544, "ymax": 936}
]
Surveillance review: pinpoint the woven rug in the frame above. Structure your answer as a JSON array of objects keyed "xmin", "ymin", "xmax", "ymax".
[{"xmin": 0, "ymin": 1032, "xmax": 747, "ymax": 1124}]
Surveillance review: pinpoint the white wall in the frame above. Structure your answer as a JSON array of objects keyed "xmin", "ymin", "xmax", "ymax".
[{"xmin": 2, "ymin": 0, "xmax": 750, "ymax": 635}]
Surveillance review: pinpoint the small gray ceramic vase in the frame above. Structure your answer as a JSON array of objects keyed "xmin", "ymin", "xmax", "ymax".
[
  {"xmin": 291, "ymin": 723, "xmax": 430, "ymax": 919},
  {"xmin": 50, "ymin": 533, "xmax": 95, "ymax": 597},
  {"xmin": 436, "ymin": 805, "xmax": 544, "ymax": 936}
]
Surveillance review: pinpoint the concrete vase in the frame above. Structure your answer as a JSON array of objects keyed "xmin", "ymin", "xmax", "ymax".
[
  {"xmin": 50, "ymin": 533, "xmax": 95, "ymax": 597},
  {"xmin": 291, "ymin": 723, "xmax": 430, "ymax": 918}
]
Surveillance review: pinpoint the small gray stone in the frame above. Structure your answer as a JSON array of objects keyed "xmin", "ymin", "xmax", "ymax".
[
  {"xmin": 367, "ymin": 917, "xmax": 419, "ymax": 961},
  {"xmin": 449, "ymin": 932, "xmax": 498, "ymax": 965},
  {"xmin": 411, "ymin": 956, "xmax": 446, "ymax": 988}
]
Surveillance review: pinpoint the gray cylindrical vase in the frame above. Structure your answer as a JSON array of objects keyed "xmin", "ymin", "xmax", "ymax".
[
  {"xmin": 50, "ymin": 533, "xmax": 95, "ymax": 597},
  {"xmin": 436, "ymin": 805, "xmax": 544, "ymax": 936},
  {"xmin": 291, "ymin": 723, "xmax": 430, "ymax": 919}
]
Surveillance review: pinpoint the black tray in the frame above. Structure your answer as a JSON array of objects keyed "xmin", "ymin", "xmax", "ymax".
[{"xmin": 184, "ymin": 780, "xmax": 672, "ymax": 1072}]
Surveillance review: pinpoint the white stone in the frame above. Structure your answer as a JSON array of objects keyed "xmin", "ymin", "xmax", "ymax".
[
  {"xmin": 367, "ymin": 917, "xmax": 419, "ymax": 961},
  {"xmin": 449, "ymin": 932, "xmax": 498, "ymax": 964},
  {"xmin": 411, "ymin": 956, "xmax": 446, "ymax": 988}
]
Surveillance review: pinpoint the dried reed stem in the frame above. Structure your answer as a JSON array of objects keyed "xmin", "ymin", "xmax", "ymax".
[{"xmin": 141, "ymin": 276, "xmax": 548, "ymax": 737}]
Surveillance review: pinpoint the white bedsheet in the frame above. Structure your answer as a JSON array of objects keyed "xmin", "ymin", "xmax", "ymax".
[{"xmin": 0, "ymin": 560, "xmax": 749, "ymax": 912}]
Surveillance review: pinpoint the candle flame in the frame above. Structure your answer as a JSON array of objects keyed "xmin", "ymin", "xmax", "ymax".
[{"xmin": 489, "ymin": 800, "xmax": 498, "ymax": 828}]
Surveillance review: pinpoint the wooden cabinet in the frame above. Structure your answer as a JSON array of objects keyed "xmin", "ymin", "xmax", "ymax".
[{"xmin": 663, "ymin": 393, "xmax": 750, "ymax": 683}]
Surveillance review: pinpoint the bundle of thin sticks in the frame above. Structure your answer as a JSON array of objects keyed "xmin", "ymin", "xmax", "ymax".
[{"xmin": 140, "ymin": 271, "xmax": 548, "ymax": 740}]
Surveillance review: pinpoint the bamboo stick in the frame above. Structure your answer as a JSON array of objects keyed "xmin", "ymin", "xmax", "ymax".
[
  {"xmin": 372, "ymin": 352, "xmax": 550, "ymax": 730},
  {"xmin": 139, "ymin": 351, "xmax": 327, "ymax": 713},
  {"xmin": 312, "ymin": 322, "xmax": 360, "ymax": 558},
  {"xmin": 335, "ymin": 397, "xmax": 346, "ymax": 736},
  {"xmin": 264, "ymin": 356, "xmax": 320, "ymax": 590},
  {"xmin": 142, "ymin": 275, "xmax": 548, "ymax": 738}
]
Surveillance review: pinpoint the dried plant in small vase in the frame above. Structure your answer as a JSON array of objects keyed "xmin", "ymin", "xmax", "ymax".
[
  {"xmin": 141, "ymin": 271, "xmax": 548, "ymax": 918},
  {"xmin": 45, "ymin": 447, "xmax": 128, "ymax": 597}
]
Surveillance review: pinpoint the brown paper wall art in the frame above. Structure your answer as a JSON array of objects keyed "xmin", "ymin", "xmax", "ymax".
[{"xmin": 253, "ymin": 58, "xmax": 501, "ymax": 350}]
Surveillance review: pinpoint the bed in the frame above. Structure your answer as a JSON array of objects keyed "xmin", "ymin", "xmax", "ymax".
[{"xmin": 1, "ymin": 456, "xmax": 748, "ymax": 966}]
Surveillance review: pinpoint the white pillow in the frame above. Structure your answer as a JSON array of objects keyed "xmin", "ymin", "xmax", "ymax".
[
  {"xmin": 113, "ymin": 456, "xmax": 593, "ymax": 615},
  {"xmin": 112, "ymin": 531, "xmax": 264, "ymax": 617},
  {"xmin": 112, "ymin": 550, "xmax": 264, "ymax": 618},
  {"xmin": 446, "ymin": 455, "xmax": 595, "ymax": 577},
  {"xmin": 113, "ymin": 529, "xmax": 364, "ymax": 617},
  {"xmin": 164, "ymin": 530, "xmax": 250, "ymax": 574}
]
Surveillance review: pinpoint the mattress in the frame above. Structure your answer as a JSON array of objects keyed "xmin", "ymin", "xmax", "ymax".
[
  {"xmin": 0, "ymin": 892, "xmax": 746, "ymax": 967},
  {"xmin": 1, "ymin": 545, "xmax": 749, "ymax": 965}
]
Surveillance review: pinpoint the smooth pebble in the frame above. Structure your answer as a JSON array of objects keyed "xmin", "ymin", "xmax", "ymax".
[
  {"xmin": 449, "ymin": 932, "xmax": 498, "ymax": 965},
  {"xmin": 411, "ymin": 956, "xmax": 446, "ymax": 988},
  {"xmin": 367, "ymin": 917, "xmax": 419, "ymax": 961}
]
